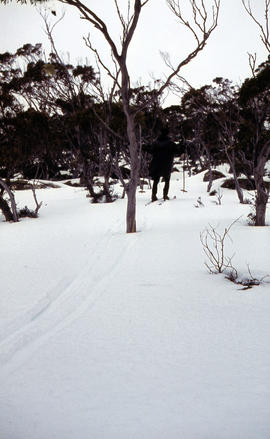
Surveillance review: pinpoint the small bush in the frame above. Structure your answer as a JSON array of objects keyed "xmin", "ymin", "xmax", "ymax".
[
  {"xmin": 18, "ymin": 206, "xmax": 38, "ymax": 218},
  {"xmin": 226, "ymin": 266, "xmax": 270, "ymax": 290},
  {"xmin": 65, "ymin": 180, "xmax": 83, "ymax": 187},
  {"xmin": 10, "ymin": 180, "xmax": 60, "ymax": 190}
]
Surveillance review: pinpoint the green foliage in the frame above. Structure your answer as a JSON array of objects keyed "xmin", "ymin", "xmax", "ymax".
[{"xmin": 239, "ymin": 57, "xmax": 270, "ymax": 105}]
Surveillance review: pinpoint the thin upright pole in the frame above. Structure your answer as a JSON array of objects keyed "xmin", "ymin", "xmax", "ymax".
[{"xmin": 181, "ymin": 153, "xmax": 187, "ymax": 192}]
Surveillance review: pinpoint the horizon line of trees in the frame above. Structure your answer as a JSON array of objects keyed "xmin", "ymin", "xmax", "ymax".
[
  {"xmin": 1, "ymin": 0, "xmax": 270, "ymax": 231},
  {"xmin": 0, "ymin": 0, "xmax": 223, "ymax": 232},
  {"xmin": 0, "ymin": 41, "xmax": 270, "ymax": 225}
]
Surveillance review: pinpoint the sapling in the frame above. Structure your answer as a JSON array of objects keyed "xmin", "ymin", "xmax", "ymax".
[
  {"xmin": 215, "ymin": 188, "xmax": 223, "ymax": 205},
  {"xmin": 200, "ymin": 218, "xmax": 239, "ymax": 274},
  {"xmin": 194, "ymin": 196, "xmax": 205, "ymax": 208}
]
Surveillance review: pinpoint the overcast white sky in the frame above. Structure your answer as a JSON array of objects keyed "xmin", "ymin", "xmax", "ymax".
[{"xmin": 0, "ymin": 0, "xmax": 268, "ymax": 105}]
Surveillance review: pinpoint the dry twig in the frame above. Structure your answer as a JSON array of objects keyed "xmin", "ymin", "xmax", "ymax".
[{"xmin": 200, "ymin": 218, "xmax": 240, "ymax": 274}]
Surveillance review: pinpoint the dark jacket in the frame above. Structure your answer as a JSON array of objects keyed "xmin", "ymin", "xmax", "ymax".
[{"xmin": 146, "ymin": 134, "xmax": 183, "ymax": 179}]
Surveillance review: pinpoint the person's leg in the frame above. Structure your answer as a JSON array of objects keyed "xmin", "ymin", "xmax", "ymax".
[
  {"xmin": 152, "ymin": 177, "xmax": 159, "ymax": 201},
  {"xmin": 163, "ymin": 176, "xmax": 170, "ymax": 200}
]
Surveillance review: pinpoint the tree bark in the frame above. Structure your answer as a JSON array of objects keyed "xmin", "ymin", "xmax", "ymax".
[
  {"xmin": 254, "ymin": 155, "xmax": 270, "ymax": 226},
  {"xmin": 125, "ymin": 115, "xmax": 140, "ymax": 233},
  {"xmin": 204, "ymin": 147, "xmax": 213, "ymax": 193},
  {"xmin": 255, "ymin": 183, "xmax": 268, "ymax": 226},
  {"xmin": 0, "ymin": 178, "xmax": 18, "ymax": 222},
  {"xmin": 0, "ymin": 196, "xmax": 14, "ymax": 221},
  {"xmin": 226, "ymin": 149, "xmax": 244, "ymax": 204},
  {"xmin": 253, "ymin": 142, "xmax": 270, "ymax": 226}
]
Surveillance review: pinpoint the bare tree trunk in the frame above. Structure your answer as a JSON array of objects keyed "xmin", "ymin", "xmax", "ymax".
[
  {"xmin": 0, "ymin": 196, "xmax": 14, "ymax": 221},
  {"xmin": 125, "ymin": 115, "xmax": 140, "ymax": 233},
  {"xmin": 126, "ymin": 180, "xmax": 137, "ymax": 232},
  {"xmin": 204, "ymin": 147, "xmax": 213, "ymax": 192},
  {"xmin": 0, "ymin": 178, "xmax": 18, "ymax": 222},
  {"xmin": 112, "ymin": 161, "xmax": 127, "ymax": 198},
  {"xmin": 241, "ymin": 0, "xmax": 270, "ymax": 223},
  {"xmin": 104, "ymin": 173, "xmax": 113, "ymax": 202},
  {"xmin": 254, "ymin": 146, "xmax": 270, "ymax": 226},
  {"xmin": 255, "ymin": 183, "xmax": 268, "ymax": 226},
  {"xmin": 31, "ymin": 182, "xmax": 43, "ymax": 216},
  {"xmin": 207, "ymin": 170, "xmax": 213, "ymax": 193},
  {"xmin": 225, "ymin": 149, "xmax": 244, "ymax": 204},
  {"xmin": 233, "ymin": 170, "xmax": 245, "ymax": 204}
]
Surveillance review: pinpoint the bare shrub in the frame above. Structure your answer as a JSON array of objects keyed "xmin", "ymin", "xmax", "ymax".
[
  {"xmin": 194, "ymin": 197, "xmax": 205, "ymax": 208},
  {"xmin": 226, "ymin": 265, "xmax": 270, "ymax": 290},
  {"xmin": 201, "ymin": 217, "xmax": 270, "ymax": 289},
  {"xmin": 214, "ymin": 188, "xmax": 223, "ymax": 205},
  {"xmin": 200, "ymin": 218, "xmax": 240, "ymax": 274},
  {"xmin": 18, "ymin": 206, "xmax": 39, "ymax": 218}
]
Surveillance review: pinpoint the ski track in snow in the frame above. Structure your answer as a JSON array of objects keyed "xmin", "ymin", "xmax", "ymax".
[
  {"xmin": 0, "ymin": 218, "xmax": 135, "ymax": 372},
  {"xmin": 1, "ymin": 172, "xmax": 270, "ymax": 439}
]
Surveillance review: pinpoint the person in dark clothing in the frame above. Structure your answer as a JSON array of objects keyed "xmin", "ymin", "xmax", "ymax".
[{"xmin": 146, "ymin": 127, "xmax": 182, "ymax": 201}]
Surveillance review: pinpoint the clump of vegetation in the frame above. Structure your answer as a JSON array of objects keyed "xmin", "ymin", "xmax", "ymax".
[
  {"xmin": 200, "ymin": 218, "xmax": 270, "ymax": 289},
  {"xmin": 226, "ymin": 265, "xmax": 270, "ymax": 290},
  {"xmin": 10, "ymin": 180, "xmax": 60, "ymax": 190},
  {"xmin": 200, "ymin": 219, "xmax": 238, "ymax": 274},
  {"xmin": 18, "ymin": 206, "xmax": 39, "ymax": 218}
]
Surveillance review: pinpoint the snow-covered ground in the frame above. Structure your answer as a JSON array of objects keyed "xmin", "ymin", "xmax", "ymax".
[{"xmin": 0, "ymin": 169, "xmax": 270, "ymax": 439}]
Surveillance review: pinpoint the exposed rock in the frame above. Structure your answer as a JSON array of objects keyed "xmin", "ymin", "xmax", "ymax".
[{"xmin": 203, "ymin": 170, "xmax": 226, "ymax": 181}]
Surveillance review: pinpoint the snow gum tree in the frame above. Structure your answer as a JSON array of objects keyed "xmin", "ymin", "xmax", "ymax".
[
  {"xmin": 1, "ymin": 0, "xmax": 221, "ymax": 232},
  {"xmin": 240, "ymin": 0, "xmax": 270, "ymax": 226},
  {"xmin": 239, "ymin": 59, "xmax": 270, "ymax": 226},
  {"xmin": 185, "ymin": 78, "xmax": 245, "ymax": 203}
]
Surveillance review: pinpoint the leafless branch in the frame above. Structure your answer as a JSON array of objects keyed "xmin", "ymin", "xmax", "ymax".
[
  {"xmin": 38, "ymin": 8, "xmax": 66, "ymax": 64},
  {"xmin": 59, "ymin": 0, "xmax": 120, "ymax": 60},
  {"xmin": 242, "ymin": 0, "xmax": 270, "ymax": 53},
  {"xmin": 200, "ymin": 217, "xmax": 240, "ymax": 274},
  {"xmin": 157, "ymin": 0, "xmax": 220, "ymax": 96},
  {"xmin": 84, "ymin": 34, "xmax": 120, "ymax": 87},
  {"xmin": 31, "ymin": 182, "xmax": 43, "ymax": 216},
  {"xmin": 160, "ymin": 50, "xmax": 194, "ymax": 90},
  {"xmin": 248, "ymin": 51, "xmax": 257, "ymax": 76},
  {"xmin": 226, "ymin": 263, "xmax": 270, "ymax": 289},
  {"xmin": 114, "ymin": 0, "xmax": 128, "ymax": 32}
]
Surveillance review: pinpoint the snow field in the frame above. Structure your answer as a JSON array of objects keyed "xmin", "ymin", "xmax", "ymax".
[{"xmin": 0, "ymin": 170, "xmax": 270, "ymax": 438}]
